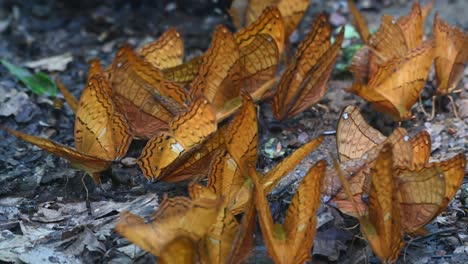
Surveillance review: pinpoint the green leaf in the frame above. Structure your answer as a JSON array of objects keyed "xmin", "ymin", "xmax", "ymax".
[{"xmin": 1, "ymin": 59, "xmax": 57, "ymax": 97}]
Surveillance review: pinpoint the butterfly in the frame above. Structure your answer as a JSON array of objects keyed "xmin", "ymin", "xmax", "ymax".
[
  {"xmin": 431, "ymin": 13, "xmax": 468, "ymax": 118},
  {"xmin": 331, "ymin": 106, "xmax": 467, "ymax": 234},
  {"xmin": 138, "ymin": 27, "xmax": 184, "ymax": 70},
  {"xmin": 347, "ymin": 3, "xmax": 435, "ymax": 120},
  {"xmin": 115, "ymin": 190, "xmax": 223, "ymax": 261},
  {"xmin": 106, "ymin": 44, "xmax": 188, "ymax": 139},
  {"xmin": 164, "ymin": 6, "xmax": 284, "ymax": 93},
  {"xmin": 137, "ymin": 96, "xmax": 217, "ymax": 181},
  {"xmin": 116, "ymin": 181, "xmax": 255, "ymax": 263},
  {"xmin": 272, "ymin": 15, "xmax": 344, "ymax": 120},
  {"xmin": 229, "ymin": 0, "xmax": 310, "ymax": 38},
  {"xmin": 327, "ymin": 105, "xmax": 431, "ymax": 216},
  {"xmin": 335, "ymin": 144, "xmax": 405, "ymax": 263},
  {"xmin": 251, "ymin": 159, "xmax": 326, "ymax": 264},
  {"xmin": 348, "ymin": 37, "xmax": 434, "ymax": 120},
  {"xmin": 2, "ymin": 60, "xmax": 132, "ymax": 182},
  {"xmin": 188, "ymin": 183, "xmax": 257, "ymax": 263}
]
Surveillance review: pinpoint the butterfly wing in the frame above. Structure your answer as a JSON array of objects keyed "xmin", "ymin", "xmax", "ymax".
[
  {"xmin": 282, "ymin": 27, "xmax": 344, "ymax": 118},
  {"xmin": 107, "ymin": 44, "xmax": 188, "ymax": 138},
  {"xmin": 162, "ymin": 56, "xmax": 204, "ymax": 86},
  {"xmin": 225, "ymin": 93, "xmax": 258, "ymax": 176},
  {"xmin": 336, "ymin": 105, "xmax": 386, "ymax": 162},
  {"xmin": 283, "ymin": 160, "xmax": 326, "ymax": 263},
  {"xmin": 238, "ymin": 33, "xmax": 279, "ymax": 94},
  {"xmin": 235, "ymin": 6, "xmax": 285, "ymax": 58},
  {"xmin": 276, "ymin": 0, "xmax": 310, "ymax": 38},
  {"xmin": 1, "ymin": 127, "xmax": 110, "ymax": 180},
  {"xmin": 434, "ymin": 14, "xmax": 468, "ymax": 95},
  {"xmin": 366, "ymin": 40, "xmax": 434, "ymax": 120},
  {"xmin": 261, "ymin": 137, "xmax": 324, "ymax": 194},
  {"xmin": 75, "ymin": 64, "xmax": 132, "ymax": 161},
  {"xmin": 410, "ymin": 130, "xmax": 431, "ymax": 170},
  {"xmin": 137, "ymin": 97, "xmax": 216, "ymax": 181},
  {"xmin": 397, "ymin": 2, "xmax": 424, "ymax": 50},
  {"xmin": 347, "ymin": 0, "xmax": 370, "ymax": 43},
  {"xmin": 272, "ymin": 13, "xmax": 332, "ymax": 119},
  {"xmin": 190, "ymin": 26, "xmax": 243, "ymax": 111},
  {"xmin": 363, "ymin": 144, "xmax": 404, "ymax": 262},
  {"xmin": 395, "ymin": 166, "xmax": 445, "ymax": 234},
  {"xmin": 138, "ymin": 27, "xmax": 184, "ymax": 69}
]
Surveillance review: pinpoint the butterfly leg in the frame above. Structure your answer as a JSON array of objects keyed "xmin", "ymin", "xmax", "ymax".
[
  {"xmin": 447, "ymin": 95, "xmax": 460, "ymax": 119},
  {"xmin": 429, "ymin": 95, "xmax": 437, "ymax": 121},
  {"xmin": 312, "ymin": 103, "xmax": 329, "ymax": 113},
  {"xmin": 418, "ymin": 94, "xmax": 430, "ymax": 118}
]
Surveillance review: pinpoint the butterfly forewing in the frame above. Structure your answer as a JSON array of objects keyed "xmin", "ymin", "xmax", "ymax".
[
  {"xmin": 272, "ymin": 13, "xmax": 332, "ymax": 119},
  {"xmin": 261, "ymin": 137, "xmax": 324, "ymax": 194},
  {"xmin": 239, "ymin": 33, "xmax": 279, "ymax": 94}
]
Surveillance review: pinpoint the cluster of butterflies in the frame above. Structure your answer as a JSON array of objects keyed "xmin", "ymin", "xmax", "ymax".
[
  {"xmin": 347, "ymin": 0, "xmax": 468, "ymax": 120},
  {"xmin": 1, "ymin": 0, "xmax": 467, "ymax": 263}
]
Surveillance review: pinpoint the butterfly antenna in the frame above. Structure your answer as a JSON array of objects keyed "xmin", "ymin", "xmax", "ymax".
[{"xmin": 331, "ymin": 155, "xmax": 364, "ymax": 218}]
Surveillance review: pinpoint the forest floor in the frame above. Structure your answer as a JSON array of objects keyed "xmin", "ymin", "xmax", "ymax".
[{"xmin": 0, "ymin": 0, "xmax": 467, "ymax": 263}]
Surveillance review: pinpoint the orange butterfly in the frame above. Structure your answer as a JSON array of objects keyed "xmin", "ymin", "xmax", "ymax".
[
  {"xmin": 115, "ymin": 191, "xmax": 223, "ymax": 261},
  {"xmin": 272, "ymin": 15, "xmax": 344, "ymax": 120},
  {"xmin": 432, "ymin": 13, "xmax": 468, "ymax": 118},
  {"xmin": 188, "ymin": 183, "xmax": 257, "ymax": 263},
  {"xmin": 348, "ymin": 38, "xmax": 434, "ymax": 120},
  {"xmin": 335, "ymin": 144, "xmax": 405, "ymax": 263},
  {"xmin": 137, "ymin": 96, "xmax": 217, "ymax": 181},
  {"xmin": 2, "ymin": 60, "xmax": 132, "ymax": 182},
  {"xmin": 229, "ymin": 0, "xmax": 309, "ymax": 38},
  {"xmin": 347, "ymin": 3, "xmax": 434, "ymax": 120},
  {"xmin": 251, "ymin": 159, "xmax": 326, "ymax": 264},
  {"xmin": 331, "ymin": 107, "xmax": 467, "ymax": 234},
  {"xmin": 163, "ymin": 7, "xmax": 284, "ymax": 94},
  {"xmin": 116, "ymin": 182, "xmax": 255, "ymax": 263},
  {"xmin": 327, "ymin": 105, "xmax": 431, "ymax": 216},
  {"xmin": 138, "ymin": 27, "xmax": 184, "ymax": 70},
  {"xmin": 106, "ymin": 44, "xmax": 188, "ymax": 139}
]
